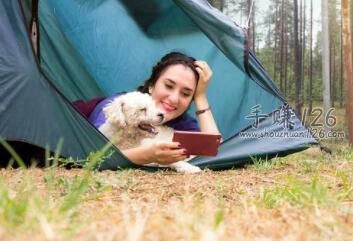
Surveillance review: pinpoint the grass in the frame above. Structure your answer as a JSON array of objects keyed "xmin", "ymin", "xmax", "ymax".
[
  {"xmin": 249, "ymin": 156, "xmax": 287, "ymax": 172},
  {"xmin": 1, "ymin": 145, "xmax": 353, "ymax": 241},
  {"xmin": 1, "ymin": 107, "xmax": 353, "ymax": 240}
]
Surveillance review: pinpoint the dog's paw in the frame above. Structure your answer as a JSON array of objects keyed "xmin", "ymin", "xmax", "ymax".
[
  {"xmin": 172, "ymin": 161, "xmax": 201, "ymax": 173},
  {"xmin": 177, "ymin": 166, "xmax": 202, "ymax": 174}
]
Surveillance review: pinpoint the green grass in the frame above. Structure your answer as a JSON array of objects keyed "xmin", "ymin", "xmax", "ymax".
[
  {"xmin": 1, "ymin": 140, "xmax": 353, "ymax": 240},
  {"xmin": 249, "ymin": 156, "xmax": 286, "ymax": 172},
  {"xmin": 260, "ymin": 175, "xmax": 339, "ymax": 209},
  {"xmin": 0, "ymin": 172, "xmax": 89, "ymax": 239},
  {"xmin": 0, "ymin": 140, "xmax": 115, "ymax": 240}
]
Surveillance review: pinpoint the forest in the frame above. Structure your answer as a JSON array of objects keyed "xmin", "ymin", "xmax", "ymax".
[{"xmin": 210, "ymin": 0, "xmax": 353, "ymax": 143}]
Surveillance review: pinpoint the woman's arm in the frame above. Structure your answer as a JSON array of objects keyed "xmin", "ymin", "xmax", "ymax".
[
  {"xmin": 193, "ymin": 61, "xmax": 221, "ymax": 134},
  {"xmin": 121, "ymin": 142, "xmax": 188, "ymax": 165},
  {"xmin": 121, "ymin": 145, "xmax": 152, "ymax": 165},
  {"xmin": 194, "ymin": 94, "xmax": 220, "ymax": 134}
]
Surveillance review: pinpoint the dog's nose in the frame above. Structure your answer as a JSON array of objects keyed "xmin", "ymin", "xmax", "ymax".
[{"xmin": 157, "ymin": 113, "xmax": 164, "ymax": 122}]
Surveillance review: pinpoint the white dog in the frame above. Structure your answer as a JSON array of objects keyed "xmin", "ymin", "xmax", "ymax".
[{"xmin": 99, "ymin": 91, "xmax": 201, "ymax": 173}]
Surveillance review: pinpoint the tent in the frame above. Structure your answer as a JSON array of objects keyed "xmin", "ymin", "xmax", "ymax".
[{"xmin": 0, "ymin": 0, "xmax": 317, "ymax": 170}]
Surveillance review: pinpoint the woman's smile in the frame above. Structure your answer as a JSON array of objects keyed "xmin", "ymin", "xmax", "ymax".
[{"xmin": 161, "ymin": 101, "xmax": 177, "ymax": 112}]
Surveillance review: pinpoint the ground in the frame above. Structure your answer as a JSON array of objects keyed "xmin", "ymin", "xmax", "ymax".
[{"xmin": 1, "ymin": 141, "xmax": 353, "ymax": 241}]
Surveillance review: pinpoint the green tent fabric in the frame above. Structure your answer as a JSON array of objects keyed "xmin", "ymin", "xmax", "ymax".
[{"xmin": 0, "ymin": 0, "xmax": 317, "ymax": 170}]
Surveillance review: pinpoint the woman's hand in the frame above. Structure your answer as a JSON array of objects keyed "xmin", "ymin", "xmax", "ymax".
[
  {"xmin": 193, "ymin": 60, "xmax": 213, "ymax": 100},
  {"xmin": 147, "ymin": 142, "xmax": 188, "ymax": 165}
]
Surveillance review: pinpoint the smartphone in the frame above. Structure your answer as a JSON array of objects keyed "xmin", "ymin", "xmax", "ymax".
[{"xmin": 172, "ymin": 131, "xmax": 222, "ymax": 156}]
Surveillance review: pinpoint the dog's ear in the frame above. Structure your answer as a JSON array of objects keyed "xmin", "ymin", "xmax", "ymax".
[{"xmin": 103, "ymin": 98, "xmax": 126, "ymax": 127}]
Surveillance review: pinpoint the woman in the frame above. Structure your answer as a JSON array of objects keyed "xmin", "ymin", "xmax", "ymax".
[{"xmin": 89, "ymin": 52, "xmax": 220, "ymax": 165}]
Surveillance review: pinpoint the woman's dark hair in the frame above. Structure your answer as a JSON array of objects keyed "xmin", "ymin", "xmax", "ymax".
[{"xmin": 137, "ymin": 52, "xmax": 199, "ymax": 93}]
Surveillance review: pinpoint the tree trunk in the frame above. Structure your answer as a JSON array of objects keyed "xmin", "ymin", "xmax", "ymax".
[
  {"xmin": 302, "ymin": 0, "xmax": 306, "ymax": 105},
  {"xmin": 208, "ymin": 0, "xmax": 224, "ymax": 11},
  {"xmin": 280, "ymin": 0, "xmax": 285, "ymax": 92},
  {"xmin": 246, "ymin": 0, "xmax": 255, "ymax": 51},
  {"xmin": 351, "ymin": 0, "xmax": 353, "ymax": 55},
  {"xmin": 284, "ymin": 1, "xmax": 289, "ymax": 97},
  {"xmin": 342, "ymin": 0, "xmax": 353, "ymax": 145},
  {"xmin": 252, "ymin": 1, "xmax": 256, "ymax": 51},
  {"xmin": 322, "ymin": 0, "xmax": 331, "ymax": 132},
  {"xmin": 294, "ymin": 0, "xmax": 302, "ymax": 117},
  {"xmin": 284, "ymin": 21, "xmax": 288, "ymax": 97},
  {"xmin": 340, "ymin": 13, "xmax": 344, "ymax": 108},
  {"xmin": 308, "ymin": 0, "xmax": 313, "ymax": 113},
  {"xmin": 273, "ymin": 1, "xmax": 279, "ymax": 84},
  {"xmin": 331, "ymin": 45, "xmax": 336, "ymax": 107}
]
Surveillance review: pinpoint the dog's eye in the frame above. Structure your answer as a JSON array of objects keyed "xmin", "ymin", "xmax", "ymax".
[{"xmin": 139, "ymin": 108, "xmax": 147, "ymax": 112}]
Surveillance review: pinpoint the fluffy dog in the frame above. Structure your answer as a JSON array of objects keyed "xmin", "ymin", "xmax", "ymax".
[{"xmin": 99, "ymin": 91, "xmax": 201, "ymax": 173}]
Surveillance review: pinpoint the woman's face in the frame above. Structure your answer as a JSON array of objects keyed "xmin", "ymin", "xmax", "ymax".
[{"xmin": 149, "ymin": 64, "xmax": 197, "ymax": 122}]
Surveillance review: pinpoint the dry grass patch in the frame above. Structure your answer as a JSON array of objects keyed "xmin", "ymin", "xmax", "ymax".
[{"xmin": 1, "ymin": 144, "xmax": 353, "ymax": 241}]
